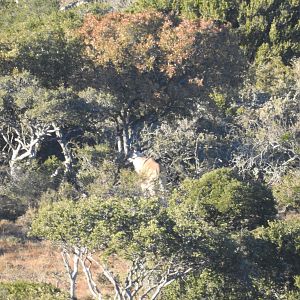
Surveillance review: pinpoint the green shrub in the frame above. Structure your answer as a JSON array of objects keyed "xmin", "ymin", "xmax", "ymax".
[
  {"xmin": 272, "ymin": 169, "xmax": 300, "ymax": 210},
  {"xmin": 0, "ymin": 281, "xmax": 67, "ymax": 300},
  {"xmin": 160, "ymin": 268, "xmax": 257, "ymax": 300},
  {"xmin": 171, "ymin": 168, "xmax": 276, "ymax": 230},
  {"xmin": 242, "ymin": 218, "xmax": 300, "ymax": 296}
]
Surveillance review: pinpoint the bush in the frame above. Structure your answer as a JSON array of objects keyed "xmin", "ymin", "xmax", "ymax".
[
  {"xmin": 272, "ymin": 169, "xmax": 300, "ymax": 211},
  {"xmin": 160, "ymin": 268, "xmax": 257, "ymax": 300},
  {"xmin": 171, "ymin": 168, "xmax": 276, "ymax": 230},
  {"xmin": 0, "ymin": 281, "xmax": 67, "ymax": 300},
  {"xmin": 0, "ymin": 161, "xmax": 59, "ymax": 220},
  {"xmin": 241, "ymin": 218, "xmax": 300, "ymax": 296},
  {"xmin": 0, "ymin": 195, "xmax": 26, "ymax": 221}
]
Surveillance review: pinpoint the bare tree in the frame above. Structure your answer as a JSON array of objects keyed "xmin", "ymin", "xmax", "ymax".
[
  {"xmin": 0, "ymin": 123, "xmax": 55, "ymax": 176},
  {"xmin": 232, "ymin": 92, "xmax": 300, "ymax": 184},
  {"xmin": 76, "ymin": 248, "xmax": 194, "ymax": 300}
]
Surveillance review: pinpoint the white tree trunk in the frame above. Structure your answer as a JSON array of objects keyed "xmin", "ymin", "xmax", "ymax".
[
  {"xmin": 52, "ymin": 123, "xmax": 76, "ymax": 184},
  {"xmin": 61, "ymin": 247, "xmax": 79, "ymax": 300},
  {"xmin": 79, "ymin": 254, "xmax": 103, "ymax": 300},
  {"xmin": 0, "ymin": 124, "xmax": 54, "ymax": 177}
]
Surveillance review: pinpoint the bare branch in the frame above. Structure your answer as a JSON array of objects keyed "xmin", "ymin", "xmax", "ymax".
[{"xmin": 79, "ymin": 250, "xmax": 103, "ymax": 300}]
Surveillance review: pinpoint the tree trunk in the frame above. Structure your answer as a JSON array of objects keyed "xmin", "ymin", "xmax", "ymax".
[
  {"xmin": 57, "ymin": 137, "xmax": 73, "ymax": 176},
  {"xmin": 123, "ymin": 124, "xmax": 129, "ymax": 156},
  {"xmin": 122, "ymin": 109, "xmax": 130, "ymax": 156},
  {"xmin": 3, "ymin": 126, "xmax": 45, "ymax": 177},
  {"xmin": 70, "ymin": 254, "xmax": 79, "ymax": 300},
  {"xmin": 52, "ymin": 123, "xmax": 77, "ymax": 186},
  {"xmin": 80, "ymin": 256, "xmax": 102, "ymax": 300},
  {"xmin": 61, "ymin": 248, "xmax": 79, "ymax": 300},
  {"xmin": 116, "ymin": 124, "xmax": 123, "ymax": 154},
  {"xmin": 9, "ymin": 145, "xmax": 21, "ymax": 177}
]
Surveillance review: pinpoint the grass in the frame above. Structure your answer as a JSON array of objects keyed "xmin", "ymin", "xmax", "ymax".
[
  {"xmin": 0, "ymin": 218, "xmax": 128, "ymax": 299},
  {"xmin": 0, "ymin": 219, "xmax": 93, "ymax": 299}
]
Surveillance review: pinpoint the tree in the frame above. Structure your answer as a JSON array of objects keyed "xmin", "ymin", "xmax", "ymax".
[
  {"xmin": 31, "ymin": 192, "xmax": 242, "ymax": 299},
  {"xmin": 0, "ymin": 73, "xmax": 57, "ymax": 174},
  {"xmin": 161, "ymin": 216, "xmax": 300, "ymax": 300},
  {"xmin": 237, "ymin": 0, "xmax": 300, "ymax": 64},
  {"xmin": 160, "ymin": 187, "xmax": 298, "ymax": 300},
  {"xmin": 16, "ymin": 28, "xmax": 84, "ymax": 88},
  {"xmin": 79, "ymin": 11, "xmax": 245, "ymax": 155},
  {"xmin": 160, "ymin": 268, "xmax": 259, "ymax": 300},
  {"xmin": 0, "ymin": 0, "xmax": 86, "ymax": 87},
  {"xmin": 131, "ymin": 0, "xmax": 300, "ymax": 64},
  {"xmin": 0, "ymin": 72, "xmax": 95, "ymax": 182},
  {"xmin": 131, "ymin": 0, "xmax": 238, "ymax": 22},
  {"xmin": 272, "ymin": 169, "xmax": 300, "ymax": 213}
]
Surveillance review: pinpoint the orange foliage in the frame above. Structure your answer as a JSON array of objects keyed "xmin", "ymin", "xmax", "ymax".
[{"xmin": 79, "ymin": 11, "xmax": 226, "ymax": 79}]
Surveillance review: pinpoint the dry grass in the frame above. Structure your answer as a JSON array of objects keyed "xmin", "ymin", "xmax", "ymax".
[{"xmin": 0, "ymin": 219, "xmax": 118, "ymax": 299}]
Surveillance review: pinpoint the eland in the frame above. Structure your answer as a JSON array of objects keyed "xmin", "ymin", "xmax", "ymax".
[{"xmin": 128, "ymin": 150, "xmax": 163, "ymax": 195}]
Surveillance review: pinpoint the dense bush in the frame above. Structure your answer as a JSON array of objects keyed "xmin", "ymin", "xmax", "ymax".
[
  {"xmin": 272, "ymin": 169, "xmax": 300, "ymax": 211},
  {"xmin": 171, "ymin": 168, "xmax": 276, "ymax": 230},
  {"xmin": 0, "ymin": 1, "xmax": 299, "ymax": 299},
  {"xmin": 160, "ymin": 268, "xmax": 258, "ymax": 300},
  {"xmin": 0, "ymin": 281, "xmax": 67, "ymax": 300},
  {"xmin": 161, "ymin": 217, "xmax": 300, "ymax": 300},
  {"xmin": 242, "ymin": 217, "xmax": 300, "ymax": 297}
]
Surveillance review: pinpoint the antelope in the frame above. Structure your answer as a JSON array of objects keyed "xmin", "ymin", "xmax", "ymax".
[{"xmin": 128, "ymin": 150, "xmax": 163, "ymax": 195}]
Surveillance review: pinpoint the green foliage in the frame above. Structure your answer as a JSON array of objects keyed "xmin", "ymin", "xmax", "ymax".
[
  {"xmin": 254, "ymin": 218, "xmax": 300, "ymax": 260},
  {"xmin": 31, "ymin": 192, "xmax": 241, "ymax": 273},
  {"xmin": 240, "ymin": 218, "xmax": 300, "ymax": 296},
  {"xmin": 238, "ymin": 0, "xmax": 300, "ymax": 63},
  {"xmin": 131, "ymin": 0, "xmax": 238, "ymax": 21},
  {"xmin": 161, "ymin": 270, "xmax": 224, "ymax": 300},
  {"xmin": 0, "ymin": 158, "xmax": 63, "ymax": 220},
  {"xmin": 0, "ymin": 0, "xmax": 86, "ymax": 86},
  {"xmin": 0, "ymin": 280, "xmax": 67, "ymax": 300},
  {"xmin": 0, "ymin": 0, "xmax": 59, "ymax": 73},
  {"xmin": 3, "ymin": 162, "xmax": 57, "ymax": 205},
  {"xmin": 131, "ymin": 0, "xmax": 299, "ymax": 65},
  {"xmin": 31, "ymin": 196, "xmax": 168, "ymax": 256},
  {"xmin": 162, "ymin": 217, "xmax": 300, "ymax": 299},
  {"xmin": 170, "ymin": 168, "xmax": 276, "ymax": 230},
  {"xmin": 254, "ymin": 55, "xmax": 295, "ymax": 95},
  {"xmin": 16, "ymin": 30, "xmax": 84, "ymax": 88},
  {"xmin": 273, "ymin": 169, "xmax": 300, "ymax": 210},
  {"xmin": 161, "ymin": 268, "xmax": 257, "ymax": 300},
  {"xmin": 0, "ymin": 72, "xmax": 94, "ymax": 128},
  {"xmin": 75, "ymin": 144, "xmax": 119, "ymax": 196}
]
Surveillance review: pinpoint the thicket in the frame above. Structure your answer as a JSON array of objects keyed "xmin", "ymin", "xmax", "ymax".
[{"xmin": 0, "ymin": 0, "xmax": 299, "ymax": 299}]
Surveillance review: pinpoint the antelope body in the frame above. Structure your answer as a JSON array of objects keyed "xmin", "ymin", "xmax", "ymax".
[{"xmin": 128, "ymin": 151, "xmax": 162, "ymax": 194}]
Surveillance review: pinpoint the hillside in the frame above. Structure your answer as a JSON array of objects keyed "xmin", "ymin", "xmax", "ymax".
[{"xmin": 0, "ymin": 0, "xmax": 299, "ymax": 299}]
